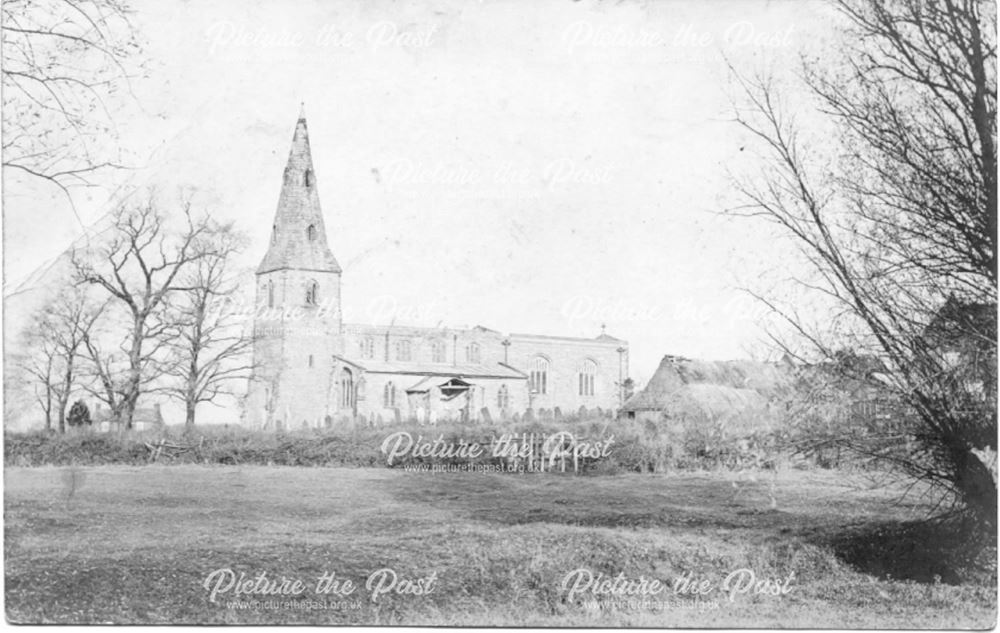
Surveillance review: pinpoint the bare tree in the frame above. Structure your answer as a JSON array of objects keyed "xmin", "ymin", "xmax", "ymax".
[
  {"xmin": 163, "ymin": 224, "xmax": 255, "ymax": 428},
  {"xmin": 19, "ymin": 329, "xmax": 57, "ymax": 432},
  {"xmin": 79, "ymin": 305, "xmax": 130, "ymax": 424},
  {"xmin": 19, "ymin": 286, "xmax": 104, "ymax": 432},
  {"xmin": 49, "ymin": 289, "xmax": 104, "ymax": 433},
  {"xmin": 72, "ymin": 194, "xmax": 214, "ymax": 429},
  {"xmin": 1, "ymin": 0, "xmax": 145, "ymax": 206},
  {"xmin": 729, "ymin": 0, "xmax": 996, "ymax": 530}
]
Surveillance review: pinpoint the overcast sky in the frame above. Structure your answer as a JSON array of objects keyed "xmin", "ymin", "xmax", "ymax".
[{"xmin": 3, "ymin": 0, "xmax": 841, "ymax": 384}]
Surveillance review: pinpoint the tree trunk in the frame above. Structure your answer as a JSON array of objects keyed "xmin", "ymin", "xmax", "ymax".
[
  {"xmin": 960, "ymin": 453, "xmax": 998, "ymax": 532},
  {"xmin": 185, "ymin": 357, "xmax": 199, "ymax": 429},
  {"xmin": 123, "ymin": 317, "xmax": 145, "ymax": 430},
  {"xmin": 120, "ymin": 393, "xmax": 139, "ymax": 431},
  {"xmin": 46, "ymin": 388, "xmax": 55, "ymax": 433},
  {"xmin": 185, "ymin": 400, "xmax": 196, "ymax": 428},
  {"xmin": 42, "ymin": 370, "xmax": 54, "ymax": 433},
  {"xmin": 56, "ymin": 362, "xmax": 74, "ymax": 434},
  {"xmin": 57, "ymin": 402, "xmax": 67, "ymax": 434}
]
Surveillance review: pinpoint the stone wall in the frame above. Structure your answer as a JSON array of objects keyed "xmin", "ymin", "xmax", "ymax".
[
  {"xmin": 507, "ymin": 334, "xmax": 626, "ymax": 413},
  {"xmin": 247, "ymin": 268, "xmax": 342, "ymax": 430},
  {"xmin": 342, "ymin": 323, "xmax": 505, "ymax": 365}
]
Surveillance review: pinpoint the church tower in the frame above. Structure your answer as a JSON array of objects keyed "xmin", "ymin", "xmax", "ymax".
[{"xmin": 246, "ymin": 107, "xmax": 343, "ymax": 430}]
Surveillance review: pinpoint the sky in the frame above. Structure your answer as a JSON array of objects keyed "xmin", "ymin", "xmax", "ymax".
[{"xmin": 3, "ymin": 0, "xmax": 842, "ymax": 387}]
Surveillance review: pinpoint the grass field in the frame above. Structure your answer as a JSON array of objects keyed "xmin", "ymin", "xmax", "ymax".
[{"xmin": 4, "ymin": 465, "xmax": 996, "ymax": 626}]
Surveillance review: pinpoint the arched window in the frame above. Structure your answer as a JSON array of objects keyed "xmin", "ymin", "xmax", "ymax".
[
  {"xmin": 530, "ymin": 356, "xmax": 549, "ymax": 395},
  {"xmin": 360, "ymin": 337, "xmax": 375, "ymax": 359},
  {"xmin": 307, "ymin": 224, "xmax": 316, "ymax": 241},
  {"xmin": 383, "ymin": 381, "xmax": 397, "ymax": 408},
  {"xmin": 431, "ymin": 340, "xmax": 446, "ymax": 363},
  {"xmin": 267, "ymin": 280, "xmax": 274, "ymax": 308},
  {"xmin": 271, "ymin": 224, "xmax": 277, "ymax": 245},
  {"xmin": 340, "ymin": 368, "xmax": 354, "ymax": 409},
  {"xmin": 578, "ymin": 359, "xmax": 597, "ymax": 397},
  {"xmin": 304, "ymin": 169, "xmax": 313, "ymax": 187},
  {"xmin": 305, "ymin": 280, "xmax": 318, "ymax": 305},
  {"xmin": 465, "ymin": 342, "xmax": 481, "ymax": 364},
  {"xmin": 308, "ymin": 354, "xmax": 314, "ymax": 368},
  {"xmin": 497, "ymin": 384, "xmax": 510, "ymax": 410},
  {"xmin": 395, "ymin": 339, "xmax": 411, "ymax": 362}
]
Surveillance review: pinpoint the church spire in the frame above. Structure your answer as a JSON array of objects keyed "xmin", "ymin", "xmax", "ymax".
[{"xmin": 258, "ymin": 110, "xmax": 341, "ymax": 275}]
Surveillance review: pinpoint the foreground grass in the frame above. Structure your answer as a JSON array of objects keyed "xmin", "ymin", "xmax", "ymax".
[{"xmin": 4, "ymin": 466, "xmax": 996, "ymax": 626}]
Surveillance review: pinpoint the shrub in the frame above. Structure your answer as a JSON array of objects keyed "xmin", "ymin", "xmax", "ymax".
[
  {"xmin": 67, "ymin": 401, "xmax": 91, "ymax": 428},
  {"xmin": 4, "ymin": 415, "xmax": 810, "ymax": 472}
]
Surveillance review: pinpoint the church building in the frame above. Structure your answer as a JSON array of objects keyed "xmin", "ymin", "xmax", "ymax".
[{"xmin": 245, "ymin": 111, "xmax": 629, "ymax": 429}]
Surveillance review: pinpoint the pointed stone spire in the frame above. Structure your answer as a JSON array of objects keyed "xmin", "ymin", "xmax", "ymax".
[{"xmin": 258, "ymin": 110, "xmax": 341, "ymax": 274}]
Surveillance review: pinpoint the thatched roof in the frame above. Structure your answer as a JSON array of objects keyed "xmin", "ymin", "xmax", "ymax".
[{"xmin": 622, "ymin": 355, "xmax": 796, "ymax": 421}]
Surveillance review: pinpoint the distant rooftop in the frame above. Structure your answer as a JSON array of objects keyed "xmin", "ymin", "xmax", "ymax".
[
  {"xmin": 509, "ymin": 332, "xmax": 626, "ymax": 345},
  {"xmin": 336, "ymin": 356, "xmax": 526, "ymax": 380},
  {"xmin": 343, "ymin": 323, "xmax": 503, "ymax": 337},
  {"xmin": 343, "ymin": 323, "xmax": 625, "ymax": 345}
]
